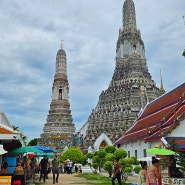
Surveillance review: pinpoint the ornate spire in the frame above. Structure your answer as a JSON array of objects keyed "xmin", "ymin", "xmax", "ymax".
[
  {"xmin": 55, "ymin": 43, "xmax": 67, "ymax": 76},
  {"xmin": 38, "ymin": 43, "xmax": 75, "ymax": 152},
  {"xmin": 122, "ymin": 0, "xmax": 137, "ymax": 30},
  {"xmin": 80, "ymin": 0, "xmax": 161, "ymax": 150},
  {"xmin": 159, "ymin": 69, "xmax": 165, "ymax": 94}
]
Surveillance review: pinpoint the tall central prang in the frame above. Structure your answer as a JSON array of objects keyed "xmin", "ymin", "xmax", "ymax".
[
  {"xmin": 38, "ymin": 44, "xmax": 75, "ymax": 151},
  {"xmin": 80, "ymin": 0, "xmax": 165, "ymax": 151}
]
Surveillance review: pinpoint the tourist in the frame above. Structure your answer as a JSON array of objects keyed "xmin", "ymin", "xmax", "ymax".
[
  {"xmin": 74, "ymin": 164, "xmax": 78, "ymax": 173},
  {"xmin": 147, "ymin": 157, "xmax": 160, "ymax": 185},
  {"xmin": 68, "ymin": 160, "xmax": 73, "ymax": 174},
  {"xmin": 30, "ymin": 157, "xmax": 36, "ymax": 178},
  {"xmin": 63, "ymin": 159, "xmax": 67, "ymax": 173},
  {"xmin": 46, "ymin": 157, "xmax": 50, "ymax": 179},
  {"xmin": 112, "ymin": 158, "xmax": 122, "ymax": 185},
  {"xmin": 52, "ymin": 155, "xmax": 60, "ymax": 184},
  {"xmin": 138, "ymin": 161, "xmax": 147, "ymax": 185},
  {"xmin": 14, "ymin": 162, "xmax": 24, "ymax": 175},
  {"xmin": 1, "ymin": 162, "xmax": 8, "ymax": 175},
  {"xmin": 39, "ymin": 155, "xmax": 48, "ymax": 182},
  {"xmin": 65, "ymin": 159, "xmax": 70, "ymax": 174},
  {"xmin": 78, "ymin": 166, "xmax": 82, "ymax": 173}
]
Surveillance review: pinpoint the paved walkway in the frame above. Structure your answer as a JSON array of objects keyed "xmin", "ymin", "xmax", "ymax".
[
  {"xmin": 33, "ymin": 173, "xmax": 87, "ymax": 185},
  {"xmin": 32, "ymin": 173, "xmax": 138, "ymax": 185}
]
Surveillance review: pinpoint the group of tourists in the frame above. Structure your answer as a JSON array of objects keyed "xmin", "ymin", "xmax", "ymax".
[
  {"xmin": 39, "ymin": 156, "xmax": 82, "ymax": 184},
  {"xmin": 111, "ymin": 156, "xmax": 161, "ymax": 185}
]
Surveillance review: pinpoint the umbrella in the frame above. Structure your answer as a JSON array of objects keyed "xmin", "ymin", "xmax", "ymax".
[
  {"xmin": 27, "ymin": 153, "xmax": 35, "ymax": 158},
  {"xmin": 9, "ymin": 146, "xmax": 42, "ymax": 155},
  {"xmin": 146, "ymin": 145, "xmax": 175, "ymax": 156},
  {"xmin": 36, "ymin": 152, "xmax": 54, "ymax": 157},
  {"xmin": 0, "ymin": 144, "xmax": 7, "ymax": 155},
  {"xmin": 33, "ymin": 145, "xmax": 54, "ymax": 153},
  {"xmin": 53, "ymin": 149, "xmax": 59, "ymax": 153},
  {"xmin": 138, "ymin": 156, "xmax": 161, "ymax": 161}
]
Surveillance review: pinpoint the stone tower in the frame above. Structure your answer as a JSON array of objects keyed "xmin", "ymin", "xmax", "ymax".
[
  {"xmin": 38, "ymin": 43, "xmax": 75, "ymax": 151},
  {"xmin": 80, "ymin": 0, "xmax": 163, "ymax": 150}
]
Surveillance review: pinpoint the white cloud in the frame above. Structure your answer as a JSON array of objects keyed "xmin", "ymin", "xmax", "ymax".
[{"xmin": 0, "ymin": 0, "xmax": 184, "ymax": 142}]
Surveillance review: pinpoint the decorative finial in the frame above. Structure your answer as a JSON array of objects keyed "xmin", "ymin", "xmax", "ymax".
[{"xmin": 61, "ymin": 40, "xmax": 63, "ymax": 49}]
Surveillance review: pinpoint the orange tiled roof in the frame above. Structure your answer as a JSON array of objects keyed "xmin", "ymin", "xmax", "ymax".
[
  {"xmin": 115, "ymin": 83, "xmax": 185, "ymax": 145},
  {"xmin": 0, "ymin": 127, "xmax": 15, "ymax": 134}
]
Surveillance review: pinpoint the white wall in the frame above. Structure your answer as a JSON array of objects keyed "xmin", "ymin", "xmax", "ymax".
[
  {"xmin": 168, "ymin": 120, "xmax": 185, "ymax": 137},
  {"xmin": 120, "ymin": 139, "xmax": 159, "ymax": 159}
]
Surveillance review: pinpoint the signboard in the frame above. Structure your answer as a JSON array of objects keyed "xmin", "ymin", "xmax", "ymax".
[{"xmin": 162, "ymin": 177, "xmax": 185, "ymax": 185}]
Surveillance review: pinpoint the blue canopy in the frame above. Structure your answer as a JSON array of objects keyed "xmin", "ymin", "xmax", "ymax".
[{"xmin": 33, "ymin": 145, "xmax": 54, "ymax": 153}]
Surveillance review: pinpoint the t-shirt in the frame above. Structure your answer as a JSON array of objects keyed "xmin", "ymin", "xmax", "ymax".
[
  {"xmin": 52, "ymin": 159, "xmax": 59, "ymax": 169},
  {"xmin": 40, "ymin": 158, "xmax": 48, "ymax": 170}
]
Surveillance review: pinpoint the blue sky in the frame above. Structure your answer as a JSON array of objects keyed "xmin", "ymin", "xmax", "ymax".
[{"xmin": 0, "ymin": 0, "xmax": 184, "ymax": 142}]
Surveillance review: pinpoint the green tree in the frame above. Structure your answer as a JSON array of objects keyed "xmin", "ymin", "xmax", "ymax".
[
  {"xmin": 130, "ymin": 156, "xmax": 140, "ymax": 165},
  {"xmin": 60, "ymin": 147, "xmax": 85, "ymax": 163},
  {"xmin": 90, "ymin": 163, "xmax": 99, "ymax": 173},
  {"xmin": 28, "ymin": 138, "xmax": 38, "ymax": 146},
  {"xmin": 105, "ymin": 146, "xmax": 116, "ymax": 153},
  {"xmin": 134, "ymin": 165, "xmax": 142, "ymax": 174},
  {"xmin": 176, "ymin": 152, "xmax": 185, "ymax": 172},
  {"xmin": 103, "ymin": 161, "xmax": 113, "ymax": 177},
  {"xmin": 81, "ymin": 156, "xmax": 88, "ymax": 166},
  {"xmin": 86, "ymin": 152, "xmax": 94, "ymax": 159},
  {"xmin": 12, "ymin": 125, "xmax": 27, "ymax": 145},
  {"xmin": 97, "ymin": 150, "xmax": 107, "ymax": 171},
  {"xmin": 91, "ymin": 155, "xmax": 100, "ymax": 173},
  {"xmin": 114, "ymin": 148, "xmax": 127, "ymax": 159},
  {"xmin": 105, "ymin": 153, "xmax": 115, "ymax": 162},
  {"xmin": 182, "ymin": 49, "xmax": 185, "ymax": 57},
  {"xmin": 119, "ymin": 157, "xmax": 134, "ymax": 182},
  {"xmin": 103, "ymin": 153, "xmax": 115, "ymax": 177}
]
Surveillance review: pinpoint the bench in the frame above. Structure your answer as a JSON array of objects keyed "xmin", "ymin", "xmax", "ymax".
[{"xmin": 0, "ymin": 176, "xmax": 11, "ymax": 185}]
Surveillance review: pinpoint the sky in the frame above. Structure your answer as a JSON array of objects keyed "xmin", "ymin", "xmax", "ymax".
[{"xmin": 0, "ymin": 0, "xmax": 184, "ymax": 142}]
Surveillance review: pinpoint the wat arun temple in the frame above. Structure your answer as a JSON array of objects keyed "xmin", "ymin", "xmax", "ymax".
[{"xmin": 38, "ymin": 0, "xmax": 165, "ymax": 152}]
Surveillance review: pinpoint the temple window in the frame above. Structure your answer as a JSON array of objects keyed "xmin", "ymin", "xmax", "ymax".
[
  {"xmin": 127, "ymin": 151, "xmax": 130, "ymax": 158},
  {"xmin": 143, "ymin": 149, "xmax": 146, "ymax": 157},
  {"xmin": 59, "ymin": 89, "xmax": 62, "ymax": 100},
  {"xmin": 135, "ymin": 150, "xmax": 137, "ymax": 158}
]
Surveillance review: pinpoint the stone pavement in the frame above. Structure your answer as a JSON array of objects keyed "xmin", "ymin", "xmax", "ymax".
[{"xmin": 31, "ymin": 172, "xmax": 138, "ymax": 185}]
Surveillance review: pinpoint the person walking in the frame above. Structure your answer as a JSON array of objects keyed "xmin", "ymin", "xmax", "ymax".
[
  {"xmin": 112, "ymin": 158, "xmax": 122, "ymax": 185},
  {"xmin": 30, "ymin": 157, "xmax": 36, "ymax": 179},
  {"xmin": 68, "ymin": 160, "xmax": 73, "ymax": 174},
  {"xmin": 39, "ymin": 156, "xmax": 48, "ymax": 182},
  {"xmin": 52, "ymin": 155, "xmax": 60, "ymax": 184}
]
